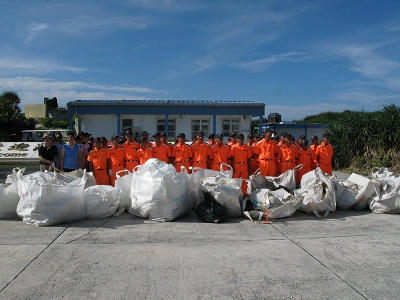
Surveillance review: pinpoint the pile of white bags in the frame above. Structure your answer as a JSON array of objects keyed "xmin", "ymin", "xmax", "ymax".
[
  {"xmin": 84, "ymin": 185, "xmax": 121, "ymax": 219},
  {"xmin": 17, "ymin": 171, "xmax": 88, "ymax": 226},
  {"xmin": 115, "ymin": 169, "xmax": 134, "ymax": 210},
  {"xmin": 296, "ymin": 167, "xmax": 336, "ymax": 217},
  {"xmin": 0, "ymin": 168, "xmax": 25, "ymax": 218},
  {"xmin": 200, "ymin": 177, "xmax": 243, "ymax": 217},
  {"xmin": 250, "ymin": 165, "xmax": 301, "ymax": 192},
  {"xmin": 129, "ymin": 158, "xmax": 192, "ymax": 221}
]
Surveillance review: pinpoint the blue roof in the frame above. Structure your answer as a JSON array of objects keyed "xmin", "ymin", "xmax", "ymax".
[{"xmin": 67, "ymin": 99, "xmax": 265, "ymax": 116}]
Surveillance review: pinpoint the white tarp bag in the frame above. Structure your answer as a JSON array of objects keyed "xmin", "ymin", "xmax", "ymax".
[
  {"xmin": 250, "ymin": 165, "xmax": 302, "ymax": 193},
  {"xmin": 115, "ymin": 169, "xmax": 133, "ymax": 210},
  {"xmin": 129, "ymin": 158, "xmax": 192, "ymax": 221},
  {"xmin": 248, "ymin": 188, "xmax": 302, "ymax": 219},
  {"xmin": 200, "ymin": 177, "xmax": 243, "ymax": 217},
  {"xmin": 84, "ymin": 185, "xmax": 121, "ymax": 219},
  {"xmin": 0, "ymin": 168, "xmax": 25, "ymax": 218},
  {"xmin": 57, "ymin": 169, "xmax": 97, "ymax": 189},
  {"xmin": 17, "ymin": 170, "xmax": 87, "ymax": 226},
  {"xmin": 368, "ymin": 180, "xmax": 400, "ymax": 214},
  {"xmin": 334, "ymin": 181, "xmax": 358, "ymax": 210},
  {"xmin": 187, "ymin": 163, "xmax": 233, "ymax": 207},
  {"xmin": 297, "ymin": 167, "xmax": 336, "ymax": 217}
]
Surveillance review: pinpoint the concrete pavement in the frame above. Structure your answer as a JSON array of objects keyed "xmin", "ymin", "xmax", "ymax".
[{"xmin": 1, "ymin": 171, "xmax": 399, "ymax": 299}]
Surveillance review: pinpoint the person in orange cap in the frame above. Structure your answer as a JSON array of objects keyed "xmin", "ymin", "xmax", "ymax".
[{"xmin": 88, "ymin": 137, "xmax": 110, "ymax": 185}]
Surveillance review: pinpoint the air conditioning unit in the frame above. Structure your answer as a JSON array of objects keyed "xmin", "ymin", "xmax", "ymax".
[{"xmin": 268, "ymin": 113, "xmax": 281, "ymax": 123}]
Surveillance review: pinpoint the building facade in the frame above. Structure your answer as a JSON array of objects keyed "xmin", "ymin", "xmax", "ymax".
[{"xmin": 67, "ymin": 100, "xmax": 265, "ymax": 141}]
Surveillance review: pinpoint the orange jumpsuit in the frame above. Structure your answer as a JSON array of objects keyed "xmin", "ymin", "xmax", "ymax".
[
  {"xmin": 107, "ymin": 146, "xmax": 125, "ymax": 186},
  {"xmin": 88, "ymin": 148, "xmax": 110, "ymax": 185},
  {"xmin": 172, "ymin": 143, "xmax": 192, "ymax": 173},
  {"xmin": 279, "ymin": 144, "xmax": 299, "ymax": 174},
  {"xmin": 231, "ymin": 144, "xmax": 251, "ymax": 179},
  {"xmin": 316, "ymin": 143, "xmax": 334, "ymax": 175},
  {"xmin": 247, "ymin": 142, "xmax": 259, "ymax": 175},
  {"xmin": 137, "ymin": 146, "xmax": 154, "ymax": 165},
  {"xmin": 207, "ymin": 141, "xmax": 216, "ymax": 169},
  {"xmin": 210, "ymin": 143, "xmax": 231, "ymax": 171},
  {"xmin": 123, "ymin": 141, "xmax": 140, "ymax": 172},
  {"xmin": 191, "ymin": 142, "xmax": 211, "ymax": 170},
  {"xmin": 310, "ymin": 144, "xmax": 319, "ymax": 170},
  {"xmin": 253, "ymin": 139, "xmax": 278, "ymax": 176},
  {"xmin": 152, "ymin": 143, "xmax": 172, "ymax": 164},
  {"xmin": 296, "ymin": 147, "xmax": 313, "ymax": 184}
]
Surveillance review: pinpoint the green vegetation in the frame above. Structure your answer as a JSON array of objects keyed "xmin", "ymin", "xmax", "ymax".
[
  {"xmin": 0, "ymin": 90, "xmax": 35, "ymax": 141},
  {"xmin": 42, "ymin": 118, "xmax": 69, "ymax": 129}
]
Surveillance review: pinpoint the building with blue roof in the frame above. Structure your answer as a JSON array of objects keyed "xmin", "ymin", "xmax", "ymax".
[{"xmin": 67, "ymin": 100, "xmax": 265, "ymax": 141}]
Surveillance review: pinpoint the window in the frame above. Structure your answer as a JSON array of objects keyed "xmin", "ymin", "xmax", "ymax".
[
  {"xmin": 122, "ymin": 119, "xmax": 133, "ymax": 134},
  {"xmin": 191, "ymin": 119, "xmax": 209, "ymax": 138},
  {"xmin": 222, "ymin": 118, "xmax": 240, "ymax": 137},
  {"xmin": 157, "ymin": 119, "xmax": 176, "ymax": 138}
]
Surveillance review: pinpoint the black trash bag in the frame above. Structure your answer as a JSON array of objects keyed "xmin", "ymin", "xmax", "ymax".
[{"xmin": 195, "ymin": 191, "xmax": 228, "ymax": 223}]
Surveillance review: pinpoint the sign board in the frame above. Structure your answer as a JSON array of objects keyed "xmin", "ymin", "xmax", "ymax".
[{"xmin": 0, "ymin": 142, "xmax": 41, "ymax": 160}]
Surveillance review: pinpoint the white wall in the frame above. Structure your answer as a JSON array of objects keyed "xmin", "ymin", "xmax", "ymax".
[{"xmin": 80, "ymin": 114, "xmax": 118, "ymax": 139}]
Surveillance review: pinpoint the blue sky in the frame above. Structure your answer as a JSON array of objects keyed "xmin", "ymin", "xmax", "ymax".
[{"xmin": 1, "ymin": 0, "xmax": 399, "ymax": 120}]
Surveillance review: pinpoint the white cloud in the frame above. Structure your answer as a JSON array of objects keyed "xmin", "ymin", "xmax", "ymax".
[
  {"xmin": 0, "ymin": 77, "xmax": 167, "ymax": 108},
  {"xmin": 331, "ymin": 90, "xmax": 400, "ymax": 104},
  {"xmin": 25, "ymin": 22, "xmax": 49, "ymax": 43}
]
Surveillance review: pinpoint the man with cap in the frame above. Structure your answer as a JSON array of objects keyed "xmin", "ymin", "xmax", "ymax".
[
  {"xmin": 191, "ymin": 131, "xmax": 211, "ymax": 171},
  {"xmin": 210, "ymin": 133, "xmax": 231, "ymax": 171},
  {"xmin": 227, "ymin": 132, "xmax": 237, "ymax": 149},
  {"xmin": 247, "ymin": 133, "xmax": 259, "ymax": 175},
  {"xmin": 88, "ymin": 137, "xmax": 110, "ymax": 185},
  {"xmin": 254, "ymin": 134, "xmax": 261, "ymax": 144},
  {"xmin": 141, "ymin": 131, "xmax": 151, "ymax": 147},
  {"xmin": 107, "ymin": 135, "xmax": 126, "ymax": 186},
  {"xmin": 54, "ymin": 132, "xmax": 65, "ymax": 169},
  {"xmin": 123, "ymin": 130, "xmax": 140, "ymax": 171},
  {"xmin": 137, "ymin": 136, "xmax": 154, "ymax": 165},
  {"xmin": 296, "ymin": 139, "xmax": 313, "ymax": 185},
  {"xmin": 310, "ymin": 135, "xmax": 319, "ymax": 170},
  {"xmin": 295, "ymin": 135, "xmax": 306, "ymax": 149},
  {"xmin": 61, "ymin": 131, "xmax": 83, "ymax": 172},
  {"xmin": 253, "ymin": 129, "xmax": 279, "ymax": 176},
  {"xmin": 152, "ymin": 132, "xmax": 172, "ymax": 164},
  {"xmin": 316, "ymin": 133, "xmax": 334, "ymax": 175},
  {"xmin": 206, "ymin": 133, "xmax": 216, "ymax": 169},
  {"xmin": 277, "ymin": 131, "xmax": 287, "ymax": 147},
  {"xmin": 39, "ymin": 133, "xmax": 58, "ymax": 172},
  {"xmin": 101, "ymin": 136, "xmax": 109, "ymax": 149},
  {"xmin": 172, "ymin": 133, "xmax": 193, "ymax": 173},
  {"xmin": 231, "ymin": 133, "xmax": 251, "ymax": 195},
  {"xmin": 160, "ymin": 132, "xmax": 174, "ymax": 153},
  {"xmin": 279, "ymin": 134, "xmax": 299, "ymax": 174},
  {"xmin": 273, "ymin": 134, "xmax": 280, "ymax": 145}
]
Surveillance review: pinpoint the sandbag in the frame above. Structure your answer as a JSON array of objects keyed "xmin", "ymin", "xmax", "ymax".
[
  {"xmin": 334, "ymin": 181, "xmax": 358, "ymax": 210},
  {"xmin": 368, "ymin": 179, "xmax": 400, "ymax": 214},
  {"xmin": 187, "ymin": 164, "xmax": 233, "ymax": 206},
  {"xmin": 17, "ymin": 171, "xmax": 87, "ymax": 226},
  {"xmin": 195, "ymin": 191, "xmax": 228, "ymax": 223},
  {"xmin": 129, "ymin": 158, "xmax": 192, "ymax": 221},
  {"xmin": 0, "ymin": 168, "xmax": 25, "ymax": 218},
  {"xmin": 250, "ymin": 165, "xmax": 302, "ymax": 193},
  {"xmin": 200, "ymin": 177, "xmax": 243, "ymax": 217},
  {"xmin": 297, "ymin": 167, "xmax": 336, "ymax": 217},
  {"xmin": 115, "ymin": 169, "xmax": 133, "ymax": 210},
  {"xmin": 84, "ymin": 185, "xmax": 121, "ymax": 219}
]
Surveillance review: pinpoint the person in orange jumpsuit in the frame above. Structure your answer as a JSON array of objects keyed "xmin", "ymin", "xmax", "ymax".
[
  {"xmin": 253, "ymin": 129, "xmax": 279, "ymax": 176},
  {"xmin": 275, "ymin": 132, "xmax": 284, "ymax": 176},
  {"xmin": 277, "ymin": 131, "xmax": 287, "ymax": 147},
  {"xmin": 227, "ymin": 132, "xmax": 237, "ymax": 149},
  {"xmin": 316, "ymin": 133, "xmax": 334, "ymax": 175},
  {"xmin": 296, "ymin": 139, "xmax": 313, "ymax": 185},
  {"xmin": 123, "ymin": 130, "xmax": 140, "ymax": 172},
  {"xmin": 230, "ymin": 134, "xmax": 251, "ymax": 195},
  {"xmin": 152, "ymin": 132, "xmax": 172, "ymax": 164},
  {"xmin": 210, "ymin": 133, "xmax": 231, "ymax": 171},
  {"xmin": 101, "ymin": 136, "xmax": 110, "ymax": 149},
  {"xmin": 279, "ymin": 134, "xmax": 299, "ymax": 174},
  {"xmin": 310, "ymin": 135, "xmax": 319, "ymax": 170},
  {"xmin": 160, "ymin": 132, "xmax": 174, "ymax": 155},
  {"xmin": 88, "ymin": 137, "xmax": 110, "ymax": 185},
  {"xmin": 191, "ymin": 131, "xmax": 210, "ymax": 171},
  {"xmin": 295, "ymin": 134, "xmax": 305, "ymax": 149},
  {"xmin": 254, "ymin": 134, "xmax": 261, "ymax": 144},
  {"xmin": 172, "ymin": 133, "xmax": 192, "ymax": 173},
  {"xmin": 247, "ymin": 134, "xmax": 259, "ymax": 175},
  {"xmin": 207, "ymin": 133, "xmax": 216, "ymax": 169},
  {"xmin": 107, "ymin": 135, "xmax": 125, "ymax": 186},
  {"xmin": 137, "ymin": 137, "xmax": 154, "ymax": 165},
  {"xmin": 141, "ymin": 131, "xmax": 152, "ymax": 147}
]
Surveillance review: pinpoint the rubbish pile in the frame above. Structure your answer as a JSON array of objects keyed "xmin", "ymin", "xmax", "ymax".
[{"xmin": 1, "ymin": 159, "xmax": 399, "ymax": 226}]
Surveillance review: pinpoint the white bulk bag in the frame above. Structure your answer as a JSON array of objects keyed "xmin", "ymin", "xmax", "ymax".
[
  {"xmin": 84, "ymin": 185, "xmax": 121, "ymax": 219},
  {"xmin": 57, "ymin": 169, "xmax": 97, "ymax": 189},
  {"xmin": 334, "ymin": 181, "xmax": 358, "ymax": 210},
  {"xmin": 187, "ymin": 164, "xmax": 233, "ymax": 206},
  {"xmin": 250, "ymin": 165, "xmax": 302, "ymax": 193},
  {"xmin": 129, "ymin": 158, "xmax": 192, "ymax": 221},
  {"xmin": 200, "ymin": 177, "xmax": 243, "ymax": 217},
  {"xmin": 298, "ymin": 167, "xmax": 336, "ymax": 217},
  {"xmin": 0, "ymin": 168, "xmax": 25, "ymax": 218},
  {"xmin": 17, "ymin": 171, "xmax": 87, "ymax": 226},
  {"xmin": 368, "ymin": 179, "xmax": 400, "ymax": 214},
  {"xmin": 115, "ymin": 169, "xmax": 133, "ymax": 210}
]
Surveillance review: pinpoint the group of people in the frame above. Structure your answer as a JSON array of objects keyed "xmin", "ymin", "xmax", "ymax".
[{"xmin": 38, "ymin": 129, "xmax": 334, "ymax": 192}]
